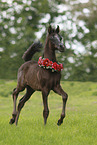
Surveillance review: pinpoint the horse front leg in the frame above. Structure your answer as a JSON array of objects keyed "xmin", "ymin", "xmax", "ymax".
[
  {"xmin": 42, "ymin": 89, "xmax": 50, "ymax": 125},
  {"xmin": 53, "ymin": 85, "xmax": 68, "ymax": 126}
]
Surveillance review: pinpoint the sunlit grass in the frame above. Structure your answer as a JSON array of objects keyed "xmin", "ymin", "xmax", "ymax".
[{"xmin": 0, "ymin": 80, "xmax": 97, "ymax": 145}]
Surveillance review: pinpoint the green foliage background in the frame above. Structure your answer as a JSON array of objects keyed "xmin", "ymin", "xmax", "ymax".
[{"xmin": 0, "ymin": 0, "xmax": 97, "ymax": 81}]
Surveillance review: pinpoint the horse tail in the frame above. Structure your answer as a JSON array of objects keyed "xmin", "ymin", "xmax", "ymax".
[{"xmin": 22, "ymin": 41, "xmax": 42, "ymax": 62}]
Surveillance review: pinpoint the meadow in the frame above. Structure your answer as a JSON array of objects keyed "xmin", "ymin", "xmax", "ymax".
[{"xmin": 0, "ymin": 80, "xmax": 97, "ymax": 145}]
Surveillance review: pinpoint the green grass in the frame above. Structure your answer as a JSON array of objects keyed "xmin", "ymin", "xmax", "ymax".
[{"xmin": 0, "ymin": 80, "xmax": 97, "ymax": 145}]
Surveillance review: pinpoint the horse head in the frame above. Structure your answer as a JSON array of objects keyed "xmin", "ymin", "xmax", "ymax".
[{"xmin": 48, "ymin": 25, "xmax": 65, "ymax": 52}]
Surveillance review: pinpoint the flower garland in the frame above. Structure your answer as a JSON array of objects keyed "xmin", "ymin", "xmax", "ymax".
[{"xmin": 38, "ymin": 56, "xmax": 63, "ymax": 72}]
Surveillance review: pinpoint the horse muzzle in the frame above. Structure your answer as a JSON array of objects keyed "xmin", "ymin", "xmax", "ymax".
[{"xmin": 58, "ymin": 44, "xmax": 65, "ymax": 52}]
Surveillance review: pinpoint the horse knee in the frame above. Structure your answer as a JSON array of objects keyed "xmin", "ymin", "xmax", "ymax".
[
  {"xmin": 66, "ymin": 93, "xmax": 68, "ymax": 100},
  {"xmin": 63, "ymin": 93, "xmax": 68, "ymax": 101}
]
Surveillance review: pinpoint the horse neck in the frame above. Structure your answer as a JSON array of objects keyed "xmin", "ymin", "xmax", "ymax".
[{"xmin": 44, "ymin": 39, "xmax": 56, "ymax": 62}]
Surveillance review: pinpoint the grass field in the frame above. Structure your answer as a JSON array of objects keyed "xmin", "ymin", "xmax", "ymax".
[{"xmin": 0, "ymin": 80, "xmax": 97, "ymax": 145}]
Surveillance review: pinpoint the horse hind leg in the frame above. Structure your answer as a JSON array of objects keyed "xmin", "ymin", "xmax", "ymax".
[
  {"xmin": 9, "ymin": 88, "xmax": 18, "ymax": 124},
  {"xmin": 15, "ymin": 86, "xmax": 35, "ymax": 126},
  {"xmin": 9, "ymin": 87, "xmax": 25, "ymax": 125}
]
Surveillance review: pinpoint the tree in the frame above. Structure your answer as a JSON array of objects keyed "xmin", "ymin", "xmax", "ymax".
[
  {"xmin": 67, "ymin": 0, "xmax": 97, "ymax": 81},
  {"xmin": 0, "ymin": 0, "xmax": 62, "ymax": 79},
  {"xmin": 0, "ymin": 0, "xmax": 97, "ymax": 81},
  {"xmin": 55, "ymin": 0, "xmax": 97, "ymax": 81}
]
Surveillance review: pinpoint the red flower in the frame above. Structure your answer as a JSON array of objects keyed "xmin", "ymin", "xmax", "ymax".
[
  {"xmin": 48, "ymin": 61, "xmax": 53, "ymax": 67},
  {"xmin": 57, "ymin": 64, "xmax": 63, "ymax": 71},
  {"xmin": 38, "ymin": 56, "xmax": 43, "ymax": 65},
  {"xmin": 42, "ymin": 58, "xmax": 50, "ymax": 67},
  {"xmin": 38, "ymin": 57, "xmax": 63, "ymax": 72},
  {"xmin": 60, "ymin": 63, "xmax": 63, "ymax": 70},
  {"xmin": 52, "ymin": 62, "xmax": 58, "ymax": 70}
]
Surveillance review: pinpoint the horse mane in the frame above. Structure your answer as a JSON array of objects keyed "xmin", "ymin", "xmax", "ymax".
[{"xmin": 22, "ymin": 41, "xmax": 42, "ymax": 62}]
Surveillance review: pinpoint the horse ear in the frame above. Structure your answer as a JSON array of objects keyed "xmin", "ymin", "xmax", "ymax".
[
  {"xmin": 48, "ymin": 25, "xmax": 53, "ymax": 34},
  {"xmin": 56, "ymin": 25, "xmax": 60, "ymax": 33}
]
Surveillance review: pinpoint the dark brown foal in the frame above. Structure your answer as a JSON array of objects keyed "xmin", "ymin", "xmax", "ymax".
[{"xmin": 9, "ymin": 25, "xmax": 68, "ymax": 126}]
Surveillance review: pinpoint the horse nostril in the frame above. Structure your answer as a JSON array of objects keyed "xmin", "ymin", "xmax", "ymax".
[{"xmin": 60, "ymin": 44, "xmax": 65, "ymax": 52}]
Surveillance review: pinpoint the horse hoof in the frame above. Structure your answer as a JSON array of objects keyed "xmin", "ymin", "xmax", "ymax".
[
  {"xmin": 9, "ymin": 118, "xmax": 15, "ymax": 125},
  {"xmin": 57, "ymin": 119, "xmax": 63, "ymax": 126}
]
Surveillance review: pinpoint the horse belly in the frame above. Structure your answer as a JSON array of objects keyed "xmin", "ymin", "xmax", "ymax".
[{"xmin": 26, "ymin": 70, "xmax": 41, "ymax": 90}]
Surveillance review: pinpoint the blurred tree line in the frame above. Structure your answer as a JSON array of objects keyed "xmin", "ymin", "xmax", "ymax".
[{"xmin": 0, "ymin": 0, "xmax": 97, "ymax": 81}]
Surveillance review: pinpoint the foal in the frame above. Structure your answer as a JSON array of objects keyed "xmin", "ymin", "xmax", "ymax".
[{"xmin": 9, "ymin": 25, "xmax": 68, "ymax": 126}]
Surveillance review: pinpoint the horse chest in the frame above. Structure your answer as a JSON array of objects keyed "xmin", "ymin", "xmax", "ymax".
[{"xmin": 39, "ymin": 70, "xmax": 61, "ymax": 89}]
